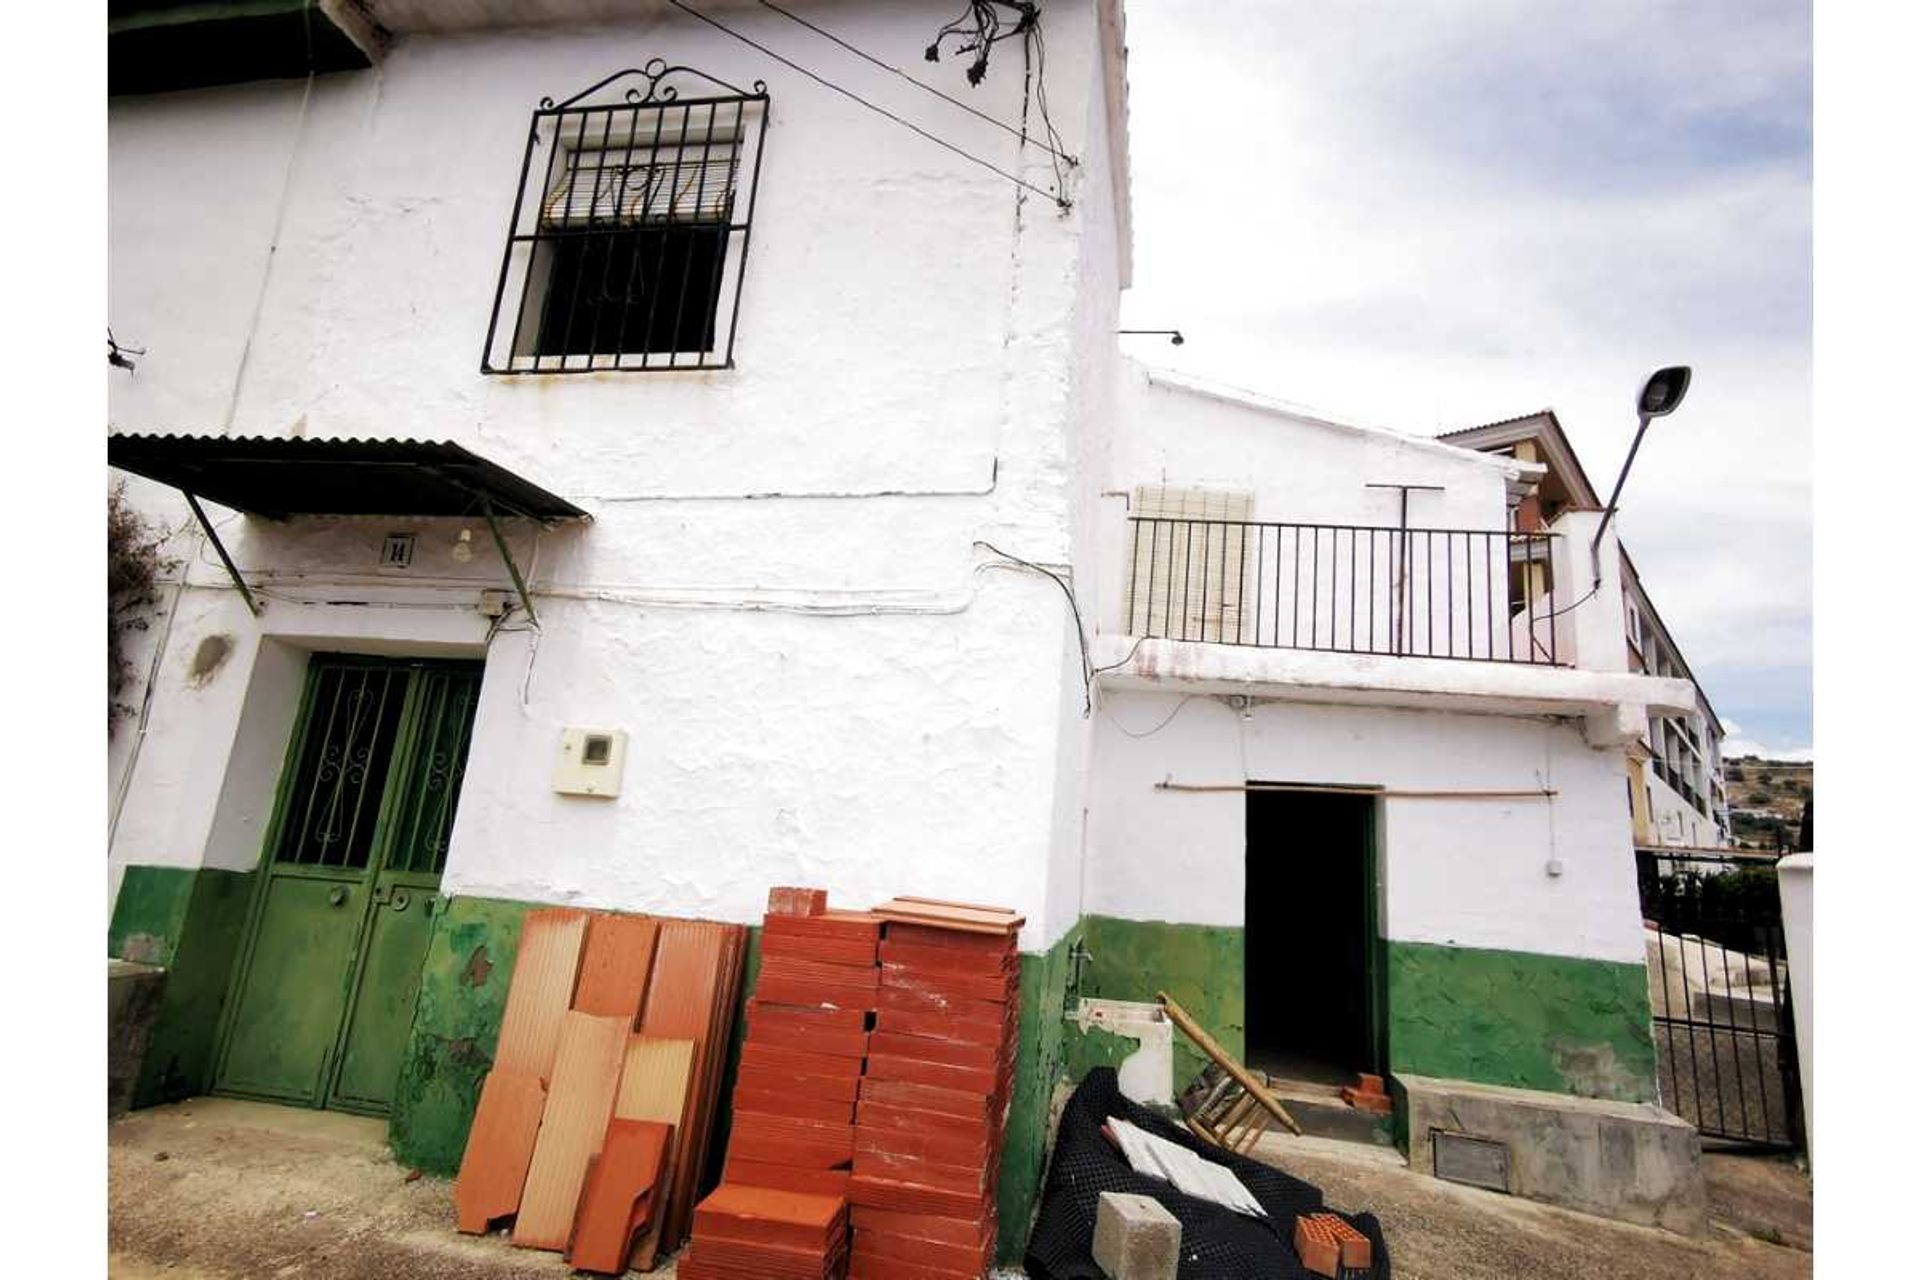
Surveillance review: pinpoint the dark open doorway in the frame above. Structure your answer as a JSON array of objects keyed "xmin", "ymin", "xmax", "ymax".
[{"xmin": 1244, "ymin": 787, "xmax": 1383, "ymax": 1085}]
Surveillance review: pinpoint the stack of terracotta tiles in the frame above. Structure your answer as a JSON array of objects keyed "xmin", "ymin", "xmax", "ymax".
[
  {"xmin": 451, "ymin": 906, "xmax": 748, "ymax": 1272},
  {"xmin": 678, "ymin": 887, "xmax": 879, "ymax": 1279},
  {"xmin": 849, "ymin": 897, "xmax": 1024, "ymax": 1280}
]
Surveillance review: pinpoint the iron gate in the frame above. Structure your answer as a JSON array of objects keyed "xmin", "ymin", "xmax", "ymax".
[{"xmin": 1636, "ymin": 848, "xmax": 1803, "ymax": 1150}]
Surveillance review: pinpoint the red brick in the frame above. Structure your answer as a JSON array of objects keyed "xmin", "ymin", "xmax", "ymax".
[
  {"xmin": 692, "ymin": 1184, "xmax": 846, "ymax": 1252},
  {"xmin": 766, "ymin": 887, "xmax": 829, "ymax": 918},
  {"xmin": 734, "ymin": 1087, "xmax": 854, "ymax": 1126},
  {"xmin": 1293, "ymin": 1214, "xmax": 1341, "ymax": 1278},
  {"xmin": 854, "ymin": 1225, "xmax": 994, "ymax": 1274},
  {"xmin": 863, "ymin": 1053, "xmax": 1000, "ymax": 1095},
  {"xmin": 854, "ymin": 1122, "xmax": 991, "ymax": 1168},
  {"xmin": 850, "ymin": 1149, "xmax": 986, "ymax": 1196},
  {"xmin": 848, "ymin": 1173, "xmax": 992, "ymax": 1218},
  {"xmin": 855, "ymin": 1102, "xmax": 1000, "ymax": 1147},
  {"xmin": 752, "ymin": 974, "xmax": 879, "ymax": 1013},
  {"xmin": 736, "ymin": 1064, "xmax": 862, "ymax": 1104},
  {"xmin": 742, "ymin": 1040, "xmax": 867, "ymax": 1079},
  {"xmin": 850, "ymin": 1205, "xmax": 995, "ymax": 1250},
  {"xmin": 747, "ymin": 999, "xmax": 871, "ymax": 1035},
  {"xmin": 859, "ymin": 1078, "xmax": 995, "ymax": 1121},
  {"xmin": 866, "ymin": 1031, "xmax": 1003, "ymax": 1071},
  {"xmin": 762, "ymin": 929, "xmax": 884, "ymax": 968},
  {"xmin": 878, "ymin": 965, "xmax": 1017, "ymax": 1006},
  {"xmin": 877, "ymin": 922, "xmax": 1017, "ymax": 956},
  {"xmin": 725, "ymin": 1159, "xmax": 853, "ymax": 1199}
]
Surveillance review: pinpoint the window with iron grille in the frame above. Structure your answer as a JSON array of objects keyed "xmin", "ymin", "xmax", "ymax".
[{"xmin": 481, "ymin": 62, "xmax": 770, "ymax": 374}]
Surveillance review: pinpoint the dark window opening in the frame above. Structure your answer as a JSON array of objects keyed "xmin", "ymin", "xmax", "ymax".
[{"xmin": 530, "ymin": 223, "xmax": 728, "ymax": 358}]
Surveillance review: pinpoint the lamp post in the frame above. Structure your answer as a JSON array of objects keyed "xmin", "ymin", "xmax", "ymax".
[{"xmin": 1590, "ymin": 365, "xmax": 1692, "ymax": 583}]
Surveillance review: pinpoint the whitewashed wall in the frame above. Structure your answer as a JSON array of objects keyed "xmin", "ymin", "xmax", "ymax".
[
  {"xmin": 1087, "ymin": 691, "xmax": 1646, "ymax": 965},
  {"xmin": 1092, "ymin": 366, "xmax": 1532, "ymax": 638},
  {"xmin": 1081, "ymin": 364, "xmax": 1643, "ymax": 966},
  {"xmin": 107, "ymin": 0, "xmax": 1123, "ymax": 949}
]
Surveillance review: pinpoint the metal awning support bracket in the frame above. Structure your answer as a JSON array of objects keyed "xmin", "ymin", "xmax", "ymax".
[
  {"xmin": 479, "ymin": 499, "xmax": 538, "ymax": 625},
  {"xmin": 181, "ymin": 490, "xmax": 262, "ymax": 617}
]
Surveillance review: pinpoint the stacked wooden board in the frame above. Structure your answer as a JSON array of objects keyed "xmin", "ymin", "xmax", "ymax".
[
  {"xmin": 452, "ymin": 906, "xmax": 747, "ymax": 1272},
  {"xmin": 850, "ymin": 898, "xmax": 1023, "ymax": 1280}
]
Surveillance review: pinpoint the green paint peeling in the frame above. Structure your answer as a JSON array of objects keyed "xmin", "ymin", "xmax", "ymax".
[
  {"xmin": 108, "ymin": 865, "xmax": 255, "ymax": 1107},
  {"xmin": 1076, "ymin": 915, "xmax": 1244, "ymax": 1088},
  {"xmin": 994, "ymin": 924, "xmax": 1079, "ymax": 1266},
  {"xmin": 387, "ymin": 896, "xmax": 533, "ymax": 1174},
  {"xmin": 1061, "ymin": 1021, "xmax": 1138, "ymax": 1081},
  {"xmin": 1387, "ymin": 941, "xmax": 1658, "ymax": 1102}
]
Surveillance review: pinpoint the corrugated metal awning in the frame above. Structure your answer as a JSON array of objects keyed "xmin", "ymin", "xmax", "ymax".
[{"xmin": 106, "ymin": 434, "xmax": 588, "ymax": 524}]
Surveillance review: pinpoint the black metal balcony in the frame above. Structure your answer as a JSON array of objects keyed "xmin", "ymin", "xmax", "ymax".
[{"xmin": 1123, "ymin": 517, "xmax": 1562, "ymax": 665}]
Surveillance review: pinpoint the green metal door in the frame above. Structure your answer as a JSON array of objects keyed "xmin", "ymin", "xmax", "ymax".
[{"xmin": 213, "ymin": 656, "xmax": 483, "ymax": 1114}]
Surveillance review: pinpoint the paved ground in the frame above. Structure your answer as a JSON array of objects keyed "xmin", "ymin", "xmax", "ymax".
[
  {"xmin": 109, "ymin": 1097, "xmax": 1810, "ymax": 1279},
  {"xmin": 1251, "ymin": 1134, "xmax": 1810, "ymax": 1280}
]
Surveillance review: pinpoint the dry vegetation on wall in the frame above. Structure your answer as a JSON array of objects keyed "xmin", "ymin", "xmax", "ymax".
[
  {"xmin": 1723, "ymin": 757, "xmax": 1813, "ymax": 850},
  {"xmin": 108, "ymin": 483, "xmax": 175, "ymax": 728}
]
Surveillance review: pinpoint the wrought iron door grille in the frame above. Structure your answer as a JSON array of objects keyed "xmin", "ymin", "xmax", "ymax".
[
  {"xmin": 275, "ymin": 661, "xmax": 411, "ymax": 869},
  {"xmin": 384, "ymin": 666, "xmax": 483, "ymax": 875},
  {"xmin": 481, "ymin": 62, "xmax": 770, "ymax": 374}
]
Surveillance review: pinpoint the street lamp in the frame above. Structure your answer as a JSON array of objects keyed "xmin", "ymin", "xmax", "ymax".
[{"xmin": 1591, "ymin": 365, "xmax": 1692, "ymax": 578}]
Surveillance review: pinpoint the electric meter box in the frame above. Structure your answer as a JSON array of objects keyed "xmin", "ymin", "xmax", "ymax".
[{"xmin": 553, "ymin": 727, "xmax": 628, "ymax": 797}]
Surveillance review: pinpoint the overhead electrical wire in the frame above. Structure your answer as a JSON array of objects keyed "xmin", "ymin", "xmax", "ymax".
[
  {"xmin": 665, "ymin": 0, "xmax": 1069, "ymax": 208},
  {"xmin": 751, "ymin": 0, "xmax": 1076, "ymax": 167}
]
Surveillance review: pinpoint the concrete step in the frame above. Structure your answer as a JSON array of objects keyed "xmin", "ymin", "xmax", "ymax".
[{"xmin": 1264, "ymin": 1078, "xmax": 1396, "ymax": 1149}]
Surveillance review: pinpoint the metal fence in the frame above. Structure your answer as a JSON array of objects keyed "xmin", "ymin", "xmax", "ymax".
[
  {"xmin": 1637, "ymin": 847, "xmax": 1803, "ymax": 1150},
  {"xmin": 1123, "ymin": 518, "xmax": 1562, "ymax": 664}
]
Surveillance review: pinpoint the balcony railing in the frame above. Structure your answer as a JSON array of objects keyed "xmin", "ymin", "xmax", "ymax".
[{"xmin": 1123, "ymin": 517, "xmax": 1563, "ymax": 665}]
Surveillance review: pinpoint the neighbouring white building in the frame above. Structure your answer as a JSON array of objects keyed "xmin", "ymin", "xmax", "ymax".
[{"xmin": 106, "ymin": 0, "xmax": 1722, "ymax": 1254}]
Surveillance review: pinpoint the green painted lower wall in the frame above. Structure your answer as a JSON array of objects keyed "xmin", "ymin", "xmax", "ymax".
[
  {"xmin": 994, "ymin": 924, "xmax": 1079, "ymax": 1265},
  {"xmin": 1387, "ymin": 940, "xmax": 1658, "ymax": 1102},
  {"xmin": 108, "ymin": 864, "xmax": 255, "ymax": 1107},
  {"xmin": 1075, "ymin": 915, "xmax": 1244, "ymax": 1088},
  {"xmin": 387, "ymin": 896, "xmax": 536, "ymax": 1174}
]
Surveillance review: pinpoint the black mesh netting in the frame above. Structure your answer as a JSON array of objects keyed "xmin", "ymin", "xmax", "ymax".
[{"xmin": 1024, "ymin": 1068, "xmax": 1390, "ymax": 1280}]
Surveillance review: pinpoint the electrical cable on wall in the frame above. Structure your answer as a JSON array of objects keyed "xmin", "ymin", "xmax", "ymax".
[
  {"xmin": 752, "ymin": 0, "xmax": 1075, "ymax": 166},
  {"xmin": 974, "ymin": 539, "xmax": 1093, "ymax": 714},
  {"xmin": 666, "ymin": 0, "xmax": 1069, "ymax": 207}
]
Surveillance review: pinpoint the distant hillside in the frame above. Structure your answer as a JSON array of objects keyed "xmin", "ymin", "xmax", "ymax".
[{"xmin": 1723, "ymin": 757, "xmax": 1812, "ymax": 851}]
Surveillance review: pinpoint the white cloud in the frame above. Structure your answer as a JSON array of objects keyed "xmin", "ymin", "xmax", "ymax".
[
  {"xmin": 1120, "ymin": 0, "xmax": 1811, "ymax": 741},
  {"xmin": 1720, "ymin": 721, "xmax": 1814, "ymax": 763}
]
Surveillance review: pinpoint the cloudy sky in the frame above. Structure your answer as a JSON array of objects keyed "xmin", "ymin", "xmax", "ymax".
[{"xmin": 1116, "ymin": 0, "xmax": 1812, "ymax": 759}]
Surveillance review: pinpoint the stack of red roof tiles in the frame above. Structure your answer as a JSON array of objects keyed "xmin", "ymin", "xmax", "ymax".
[
  {"xmin": 678, "ymin": 889, "xmax": 881, "ymax": 1278},
  {"xmin": 681, "ymin": 1183, "xmax": 850, "ymax": 1280},
  {"xmin": 683, "ymin": 891, "xmax": 1024, "ymax": 1280},
  {"xmin": 849, "ymin": 897, "xmax": 1024, "ymax": 1280}
]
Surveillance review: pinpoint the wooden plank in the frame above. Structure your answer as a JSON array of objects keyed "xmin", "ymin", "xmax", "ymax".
[
  {"xmin": 573, "ymin": 913, "xmax": 660, "ymax": 1025},
  {"xmin": 494, "ymin": 908, "xmax": 590, "ymax": 1081},
  {"xmin": 615, "ymin": 1036, "xmax": 696, "ymax": 1125},
  {"xmin": 870, "ymin": 897, "xmax": 1024, "ymax": 936},
  {"xmin": 513, "ymin": 1011, "xmax": 629, "ymax": 1250},
  {"xmin": 631, "ymin": 920, "xmax": 729, "ymax": 1268},
  {"xmin": 679, "ymin": 925, "xmax": 745, "ymax": 1243},
  {"xmin": 565, "ymin": 1118, "xmax": 672, "ymax": 1274},
  {"xmin": 1157, "ymin": 991, "xmax": 1300, "ymax": 1136},
  {"xmin": 453, "ymin": 1069, "xmax": 547, "ymax": 1234}
]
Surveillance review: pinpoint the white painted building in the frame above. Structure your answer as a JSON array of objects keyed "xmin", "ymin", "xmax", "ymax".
[{"xmin": 106, "ymin": 0, "xmax": 1728, "ymax": 1249}]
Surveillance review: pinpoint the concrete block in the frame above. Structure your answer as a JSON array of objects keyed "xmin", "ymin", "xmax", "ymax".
[
  {"xmin": 1398, "ymin": 1072, "xmax": 1707, "ymax": 1234},
  {"xmin": 1091, "ymin": 1191, "xmax": 1181, "ymax": 1280},
  {"xmin": 108, "ymin": 959, "xmax": 167, "ymax": 1118}
]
